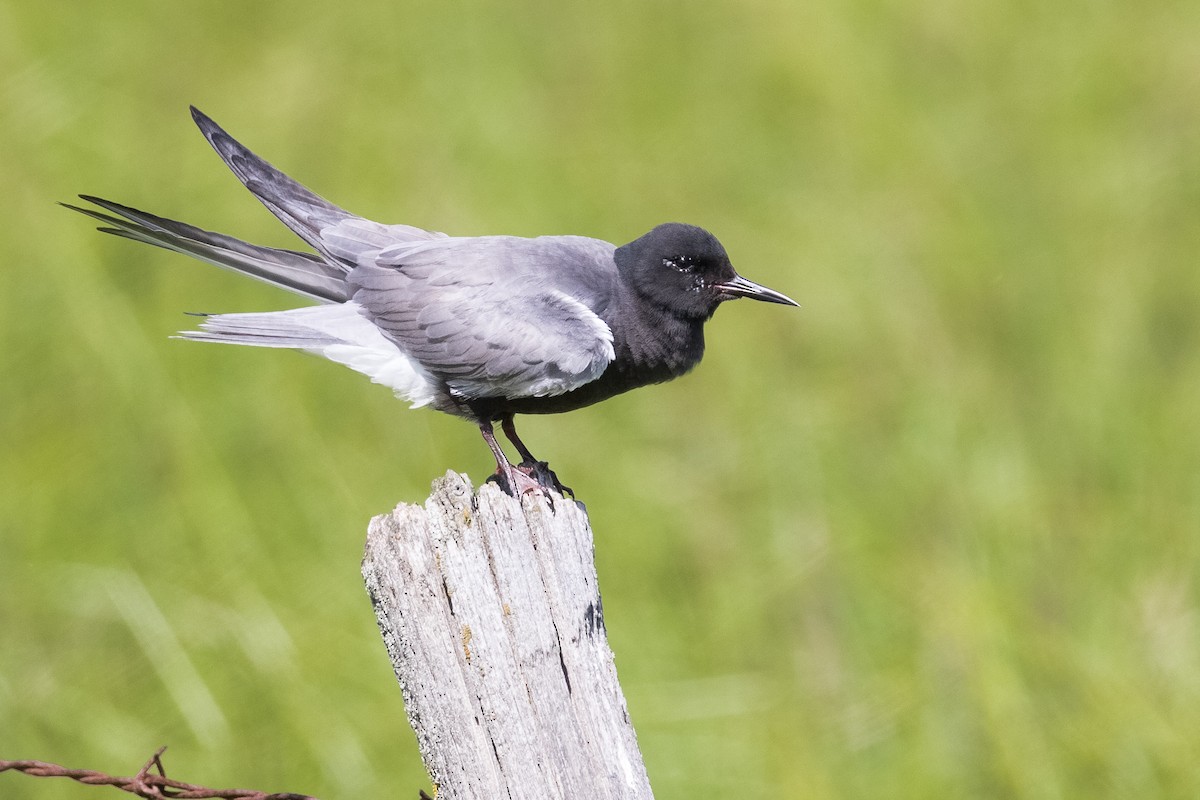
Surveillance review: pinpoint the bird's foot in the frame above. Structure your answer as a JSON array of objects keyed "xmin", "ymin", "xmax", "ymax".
[
  {"xmin": 517, "ymin": 460, "xmax": 574, "ymax": 498},
  {"xmin": 487, "ymin": 464, "xmax": 545, "ymax": 498}
]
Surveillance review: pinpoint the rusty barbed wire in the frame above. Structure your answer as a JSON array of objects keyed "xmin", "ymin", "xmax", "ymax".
[
  {"xmin": 3, "ymin": 746, "xmax": 436, "ymax": 799},
  {"xmin": 0, "ymin": 746, "xmax": 319, "ymax": 799}
]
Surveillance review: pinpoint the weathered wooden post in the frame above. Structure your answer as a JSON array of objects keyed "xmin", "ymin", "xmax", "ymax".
[{"xmin": 362, "ymin": 471, "xmax": 654, "ymax": 800}]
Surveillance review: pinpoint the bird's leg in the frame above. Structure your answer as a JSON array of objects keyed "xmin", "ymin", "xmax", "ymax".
[
  {"xmin": 500, "ymin": 414, "xmax": 573, "ymax": 497},
  {"xmin": 500, "ymin": 414, "xmax": 539, "ymax": 463},
  {"xmin": 478, "ymin": 418, "xmax": 541, "ymax": 497}
]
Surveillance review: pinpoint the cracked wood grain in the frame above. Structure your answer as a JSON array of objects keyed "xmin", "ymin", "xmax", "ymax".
[{"xmin": 362, "ymin": 472, "xmax": 654, "ymax": 800}]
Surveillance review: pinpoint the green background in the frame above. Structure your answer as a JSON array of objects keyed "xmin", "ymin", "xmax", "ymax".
[{"xmin": 3, "ymin": 0, "xmax": 1199, "ymax": 797}]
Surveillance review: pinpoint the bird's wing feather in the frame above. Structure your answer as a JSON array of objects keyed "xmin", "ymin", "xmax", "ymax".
[
  {"xmin": 178, "ymin": 303, "xmax": 441, "ymax": 408},
  {"xmin": 351, "ymin": 236, "xmax": 618, "ymax": 400},
  {"xmin": 65, "ymin": 196, "xmax": 350, "ymax": 303},
  {"xmin": 189, "ymin": 107, "xmax": 446, "ymax": 267}
]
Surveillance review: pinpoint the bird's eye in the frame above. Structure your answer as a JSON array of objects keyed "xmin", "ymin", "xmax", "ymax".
[{"xmin": 663, "ymin": 256, "xmax": 696, "ymax": 274}]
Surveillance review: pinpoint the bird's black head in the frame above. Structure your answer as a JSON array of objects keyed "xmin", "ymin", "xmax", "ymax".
[{"xmin": 615, "ymin": 223, "xmax": 798, "ymax": 320}]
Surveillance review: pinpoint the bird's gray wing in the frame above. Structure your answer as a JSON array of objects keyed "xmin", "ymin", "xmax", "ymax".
[
  {"xmin": 190, "ymin": 107, "xmax": 446, "ymax": 268},
  {"xmin": 350, "ymin": 236, "xmax": 618, "ymax": 400}
]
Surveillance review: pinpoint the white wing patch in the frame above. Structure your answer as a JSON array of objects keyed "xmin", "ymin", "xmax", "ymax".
[
  {"xmin": 317, "ymin": 319, "xmax": 440, "ymax": 409},
  {"xmin": 181, "ymin": 303, "xmax": 440, "ymax": 408}
]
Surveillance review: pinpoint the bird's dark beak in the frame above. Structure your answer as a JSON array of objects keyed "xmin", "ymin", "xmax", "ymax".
[{"xmin": 714, "ymin": 274, "xmax": 800, "ymax": 306}]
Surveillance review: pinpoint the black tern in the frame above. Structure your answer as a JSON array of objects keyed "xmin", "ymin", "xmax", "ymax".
[{"xmin": 67, "ymin": 107, "xmax": 798, "ymax": 496}]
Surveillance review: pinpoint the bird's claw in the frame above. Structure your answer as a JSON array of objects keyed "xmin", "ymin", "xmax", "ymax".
[
  {"xmin": 486, "ymin": 461, "xmax": 574, "ymax": 500},
  {"xmin": 518, "ymin": 460, "xmax": 574, "ymax": 498},
  {"xmin": 487, "ymin": 466, "xmax": 545, "ymax": 498}
]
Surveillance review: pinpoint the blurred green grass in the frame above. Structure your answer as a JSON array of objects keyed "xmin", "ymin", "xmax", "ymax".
[{"xmin": 3, "ymin": 0, "xmax": 1200, "ymax": 797}]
